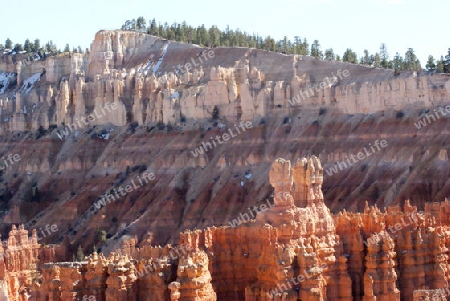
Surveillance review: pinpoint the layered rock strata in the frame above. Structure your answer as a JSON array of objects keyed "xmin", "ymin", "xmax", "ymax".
[
  {"xmin": 1, "ymin": 30, "xmax": 450, "ymax": 135},
  {"xmin": 8, "ymin": 157, "xmax": 450, "ymax": 300},
  {"xmin": 4, "ymin": 157, "xmax": 450, "ymax": 300}
]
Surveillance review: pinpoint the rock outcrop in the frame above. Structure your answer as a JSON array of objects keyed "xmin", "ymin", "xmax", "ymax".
[
  {"xmin": 18, "ymin": 156, "xmax": 350, "ymax": 300},
  {"xmin": 5, "ymin": 157, "xmax": 450, "ymax": 300},
  {"xmin": 1, "ymin": 30, "xmax": 450, "ymax": 136},
  {"xmin": 169, "ymin": 251, "xmax": 216, "ymax": 301},
  {"xmin": 0, "ymin": 30, "xmax": 450, "ymax": 251},
  {"xmin": 2, "ymin": 30, "xmax": 450, "ymax": 300},
  {"xmin": 0, "ymin": 225, "xmax": 61, "ymax": 301}
]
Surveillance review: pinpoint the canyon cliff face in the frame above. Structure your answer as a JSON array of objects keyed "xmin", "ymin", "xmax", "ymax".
[
  {"xmin": 3, "ymin": 157, "xmax": 450, "ymax": 300},
  {"xmin": 2, "ymin": 30, "xmax": 450, "ymax": 134},
  {"xmin": 1, "ymin": 30, "xmax": 450, "ymax": 299}
]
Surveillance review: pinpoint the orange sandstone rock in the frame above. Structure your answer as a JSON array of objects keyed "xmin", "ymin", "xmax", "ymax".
[{"xmin": 4, "ymin": 158, "xmax": 450, "ymax": 300}]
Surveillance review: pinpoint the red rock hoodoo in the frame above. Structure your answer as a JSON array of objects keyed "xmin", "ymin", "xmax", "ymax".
[{"xmin": 1, "ymin": 157, "xmax": 450, "ymax": 300}]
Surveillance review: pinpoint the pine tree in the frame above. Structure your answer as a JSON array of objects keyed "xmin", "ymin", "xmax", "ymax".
[
  {"xmin": 136, "ymin": 16, "xmax": 146, "ymax": 32},
  {"xmin": 122, "ymin": 20, "xmax": 132, "ymax": 31},
  {"xmin": 31, "ymin": 185, "xmax": 40, "ymax": 202},
  {"xmin": 324, "ymin": 48, "xmax": 335, "ymax": 61},
  {"xmin": 5, "ymin": 38, "xmax": 12, "ymax": 49},
  {"xmin": 282, "ymin": 36, "xmax": 288, "ymax": 53},
  {"xmin": 209, "ymin": 26, "xmax": 220, "ymax": 47},
  {"xmin": 380, "ymin": 43, "xmax": 389, "ymax": 68},
  {"xmin": 24, "ymin": 39, "xmax": 32, "ymax": 52},
  {"xmin": 76, "ymin": 245, "xmax": 85, "ymax": 261},
  {"xmin": 392, "ymin": 52, "xmax": 404, "ymax": 72},
  {"xmin": 45, "ymin": 41, "xmax": 57, "ymax": 53},
  {"xmin": 13, "ymin": 43, "xmax": 23, "ymax": 52},
  {"xmin": 263, "ymin": 36, "xmax": 276, "ymax": 51},
  {"xmin": 404, "ymin": 48, "xmax": 419, "ymax": 70},
  {"xmin": 33, "ymin": 39, "xmax": 41, "ymax": 52},
  {"xmin": 293, "ymin": 37, "xmax": 308, "ymax": 55},
  {"xmin": 437, "ymin": 57, "xmax": 445, "ymax": 73},
  {"xmin": 343, "ymin": 48, "xmax": 358, "ymax": 63},
  {"xmin": 165, "ymin": 23, "xmax": 174, "ymax": 40},
  {"xmin": 64, "ymin": 44, "xmax": 70, "ymax": 52},
  {"xmin": 157, "ymin": 23, "xmax": 164, "ymax": 37},
  {"xmin": 96, "ymin": 230, "xmax": 107, "ymax": 244},
  {"xmin": 249, "ymin": 34, "xmax": 258, "ymax": 49},
  {"xmin": 301, "ymin": 38, "xmax": 309, "ymax": 55},
  {"xmin": 310, "ymin": 40, "xmax": 322, "ymax": 59},
  {"xmin": 362, "ymin": 49, "xmax": 370, "ymax": 65},
  {"xmin": 444, "ymin": 48, "xmax": 450, "ymax": 73},
  {"xmin": 181, "ymin": 21, "xmax": 188, "ymax": 39},
  {"xmin": 293, "ymin": 36, "xmax": 301, "ymax": 54},
  {"xmin": 185, "ymin": 26, "xmax": 196, "ymax": 44},
  {"xmin": 414, "ymin": 59, "xmax": 422, "ymax": 71},
  {"xmin": 374, "ymin": 53, "xmax": 381, "ymax": 67},
  {"xmin": 149, "ymin": 18, "xmax": 158, "ymax": 35},
  {"xmin": 212, "ymin": 105, "xmax": 219, "ymax": 120},
  {"xmin": 197, "ymin": 24, "xmax": 209, "ymax": 46},
  {"xmin": 176, "ymin": 23, "xmax": 184, "ymax": 42}
]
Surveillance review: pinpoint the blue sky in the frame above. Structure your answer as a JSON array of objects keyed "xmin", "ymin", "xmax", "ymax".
[{"xmin": 1, "ymin": 0, "xmax": 447, "ymax": 65}]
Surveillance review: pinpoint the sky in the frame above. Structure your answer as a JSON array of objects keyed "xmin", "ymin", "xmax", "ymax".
[{"xmin": 0, "ymin": 0, "xmax": 447, "ymax": 66}]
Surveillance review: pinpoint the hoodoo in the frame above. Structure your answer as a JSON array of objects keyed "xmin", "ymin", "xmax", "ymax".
[{"xmin": 1, "ymin": 157, "xmax": 450, "ymax": 300}]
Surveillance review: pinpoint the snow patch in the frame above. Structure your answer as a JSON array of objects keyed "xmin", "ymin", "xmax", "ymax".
[
  {"xmin": 21, "ymin": 72, "xmax": 42, "ymax": 93},
  {"xmin": 139, "ymin": 42, "xmax": 171, "ymax": 74},
  {"xmin": 170, "ymin": 91, "xmax": 180, "ymax": 99},
  {"xmin": 140, "ymin": 54, "xmax": 155, "ymax": 72},
  {"xmin": 0, "ymin": 72, "xmax": 16, "ymax": 95},
  {"xmin": 100, "ymin": 128, "xmax": 114, "ymax": 140},
  {"xmin": 152, "ymin": 42, "xmax": 171, "ymax": 74}
]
